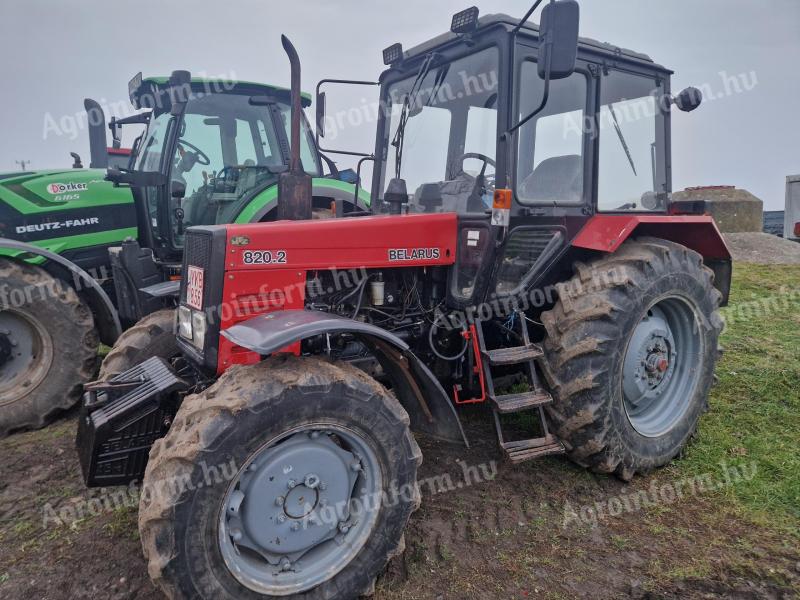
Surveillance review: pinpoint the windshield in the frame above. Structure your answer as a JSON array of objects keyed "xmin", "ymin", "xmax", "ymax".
[
  {"xmin": 382, "ymin": 46, "xmax": 499, "ymax": 214},
  {"xmin": 168, "ymin": 93, "xmax": 320, "ymax": 245}
]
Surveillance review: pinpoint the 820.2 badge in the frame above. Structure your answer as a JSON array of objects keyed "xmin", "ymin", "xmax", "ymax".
[{"xmin": 242, "ymin": 250, "xmax": 288, "ymax": 265}]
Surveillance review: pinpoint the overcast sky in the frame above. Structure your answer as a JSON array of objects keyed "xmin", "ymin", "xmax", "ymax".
[{"xmin": 0, "ymin": 0, "xmax": 797, "ymax": 209}]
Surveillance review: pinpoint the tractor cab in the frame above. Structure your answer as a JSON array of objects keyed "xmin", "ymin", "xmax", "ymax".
[
  {"xmin": 105, "ymin": 74, "xmax": 335, "ymax": 326},
  {"xmin": 116, "ymin": 74, "xmax": 322, "ymax": 261},
  {"xmin": 360, "ymin": 7, "xmax": 705, "ymax": 304}
]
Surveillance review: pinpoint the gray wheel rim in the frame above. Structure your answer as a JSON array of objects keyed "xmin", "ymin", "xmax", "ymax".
[
  {"xmin": 0, "ymin": 309, "xmax": 53, "ymax": 405},
  {"xmin": 622, "ymin": 296, "xmax": 704, "ymax": 437},
  {"xmin": 219, "ymin": 423, "xmax": 382, "ymax": 596}
]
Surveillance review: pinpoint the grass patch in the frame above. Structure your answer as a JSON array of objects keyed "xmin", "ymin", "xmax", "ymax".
[{"xmin": 675, "ymin": 263, "xmax": 800, "ymax": 532}]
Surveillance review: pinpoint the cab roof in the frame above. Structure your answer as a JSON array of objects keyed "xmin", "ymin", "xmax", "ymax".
[
  {"xmin": 142, "ymin": 76, "xmax": 313, "ymax": 106},
  {"xmin": 402, "ymin": 12, "xmax": 671, "ymax": 74}
]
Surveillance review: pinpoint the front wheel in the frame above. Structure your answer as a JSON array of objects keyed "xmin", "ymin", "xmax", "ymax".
[
  {"xmin": 540, "ymin": 238, "xmax": 723, "ymax": 479},
  {"xmin": 139, "ymin": 355, "xmax": 421, "ymax": 599},
  {"xmin": 98, "ymin": 309, "xmax": 178, "ymax": 380}
]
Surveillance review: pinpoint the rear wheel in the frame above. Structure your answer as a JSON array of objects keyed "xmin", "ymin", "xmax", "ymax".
[
  {"xmin": 540, "ymin": 238, "xmax": 723, "ymax": 479},
  {"xmin": 139, "ymin": 355, "xmax": 421, "ymax": 599},
  {"xmin": 99, "ymin": 309, "xmax": 178, "ymax": 380},
  {"xmin": 0, "ymin": 259, "xmax": 98, "ymax": 436}
]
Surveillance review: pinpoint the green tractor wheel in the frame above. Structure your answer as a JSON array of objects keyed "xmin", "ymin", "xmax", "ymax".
[{"xmin": 0, "ymin": 259, "xmax": 98, "ymax": 436}]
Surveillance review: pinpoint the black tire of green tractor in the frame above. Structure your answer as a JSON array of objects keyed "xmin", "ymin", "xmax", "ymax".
[
  {"xmin": 539, "ymin": 238, "xmax": 723, "ymax": 480},
  {"xmin": 139, "ymin": 355, "xmax": 422, "ymax": 600},
  {"xmin": 98, "ymin": 309, "xmax": 178, "ymax": 381},
  {"xmin": 0, "ymin": 259, "xmax": 98, "ymax": 437}
]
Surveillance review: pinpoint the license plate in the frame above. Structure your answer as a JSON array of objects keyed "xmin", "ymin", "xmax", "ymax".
[{"xmin": 186, "ymin": 266, "xmax": 204, "ymax": 310}]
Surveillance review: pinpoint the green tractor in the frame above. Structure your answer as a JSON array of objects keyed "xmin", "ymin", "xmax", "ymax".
[{"xmin": 0, "ymin": 73, "xmax": 368, "ymax": 436}]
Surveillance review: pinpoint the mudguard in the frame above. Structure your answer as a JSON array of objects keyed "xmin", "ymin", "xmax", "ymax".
[
  {"xmin": 223, "ymin": 310, "xmax": 468, "ymax": 446},
  {"xmin": 0, "ymin": 238, "xmax": 122, "ymax": 344}
]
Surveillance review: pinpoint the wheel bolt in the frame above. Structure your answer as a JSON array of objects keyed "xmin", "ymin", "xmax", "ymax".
[
  {"xmin": 304, "ymin": 473, "xmax": 320, "ymax": 489},
  {"xmin": 231, "ymin": 528, "xmax": 243, "ymax": 542},
  {"xmin": 287, "ymin": 479, "xmax": 297, "ymax": 489},
  {"xmin": 275, "ymin": 496, "xmax": 285, "ymax": 506},
  {"xmin": 280, "ymin": 558, "xmax": 291, "ymax": 571},
  {"xmin": 277, "ymin": 515, "xmax": 286, "ymax": 523},
  {"xmin": 291, "ymin": 522, "xmax": 300, "ymax": 531},
  {"xmin": 350, "ymin": 462, "xmax": 362, "ymax": 472},
  {"xmin": 338, "ymin": 522, "xmax": 350, "ymax": 533}
]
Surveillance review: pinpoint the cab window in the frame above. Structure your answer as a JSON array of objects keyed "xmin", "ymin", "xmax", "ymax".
[
  {"xmin": 516, "ymin": 62, "xmax": 588, "ymax": 204},
  {"xmin": 597, "ymin": 70, "xmax": 666, "ymax": 211}
]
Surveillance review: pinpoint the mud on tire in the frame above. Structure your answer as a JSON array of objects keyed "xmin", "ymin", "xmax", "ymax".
[
  {"xmin": 540, "ymin": 238, "xmax": 723, "ymax": 480},
  {"xmin": 0, "ymin": 258, "xmax": 98, "ymax": 436},
  {"xmin": 99, "ymin": 309, "xmax": 178, "ymax": 380},
  {"xmin": 139, "ymin": 355, "xmax": 422, "ymax": 600}
]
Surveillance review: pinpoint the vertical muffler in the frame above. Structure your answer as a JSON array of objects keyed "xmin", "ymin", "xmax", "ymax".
[
  {"xmin": 277, "ymin": 35, "xmax": 313, "ymax": 221},
  {"xmin": 84, "ymin": 98, "xmax": 108, "ymax": 169}
]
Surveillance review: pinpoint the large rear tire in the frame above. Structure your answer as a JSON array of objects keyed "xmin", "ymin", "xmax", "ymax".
[
  {"xmin": 139, "ymin": 355, "xmax": 421, "ymax": 599},
  {"xmin": 0, "ymin": 259, "xmax": 98, "ymax": 436},
  {"xmin": 540, "ymin": 238, "xmax": 723, "ymax": 480},
  {"xmin": 98, "ymin": 309, "xmax": 178, "ymax": 380}
]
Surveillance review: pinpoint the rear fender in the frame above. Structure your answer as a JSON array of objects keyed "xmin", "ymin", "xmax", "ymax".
[
  {"xmin": 222, "ymin": 310, "xmax": 468, "ymax": 446},
  {"xmin": 571, "ymin": 215, "xmax": 732, "ymax": 305}
]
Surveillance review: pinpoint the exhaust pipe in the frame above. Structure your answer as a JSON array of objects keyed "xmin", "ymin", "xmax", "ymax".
[
  {"xmin": 84, "ymin": 99, "xmax": 108, "ymax": 169},
  {"xmin": 277, "ymin": 35, "xmax": 312, "ymax": 221}
]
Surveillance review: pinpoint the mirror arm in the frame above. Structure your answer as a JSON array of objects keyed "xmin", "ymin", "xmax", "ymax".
[
  {"xmin": 502, "ymin": 38, "xmax": 553, "ymax": 139},
  {"xmin": 353, "ymin": 155, "xmax": 375, "ymax": 209},
  {"xmin": 511, "ymin": 0, "xmax": 546, "ymax": 35}
]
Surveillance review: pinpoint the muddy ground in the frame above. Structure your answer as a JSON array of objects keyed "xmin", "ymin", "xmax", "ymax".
[{"xmin": 0, "ymin": 410, "xmax": 797, "ymax": 600}]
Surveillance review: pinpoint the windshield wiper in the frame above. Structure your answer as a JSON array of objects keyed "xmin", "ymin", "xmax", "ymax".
[
  {"xmin": 391, "ymin": 53, "xmax": 436, "ymax": 179},
  {"xmin": 608, "ymin": 103, "xmax": 637, "ymax": 176}
]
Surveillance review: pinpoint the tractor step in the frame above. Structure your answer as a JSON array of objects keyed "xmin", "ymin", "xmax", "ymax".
[
  {"xmin": 490, "ymin": 389, "xmax": 552, "ymax": 414},
  {"xmin": 483, "ymin": 344, "xmax": 543, "ymax": 366},
  {"xmin": 502, "ymin": 435, "xmax": 565, "ymax": 463}
]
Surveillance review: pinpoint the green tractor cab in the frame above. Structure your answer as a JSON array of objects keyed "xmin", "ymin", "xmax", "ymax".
[{"xmin": 0, "ymin": 72, "xmax": 367, "ymax": 436}]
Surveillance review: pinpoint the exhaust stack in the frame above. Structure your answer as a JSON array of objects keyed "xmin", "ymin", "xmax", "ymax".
[
  {"xmin": 277, "ymin": 35, "xmax": 312, "ymax": 221},
  {"xmin": 84, "ymin": 99, "xmax": 108, "ymax": 169}
]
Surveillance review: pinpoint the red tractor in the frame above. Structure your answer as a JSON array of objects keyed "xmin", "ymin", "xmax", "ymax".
[{"xmin": 77, "ymin": 3, "xmax": 730, "ymax": 598}]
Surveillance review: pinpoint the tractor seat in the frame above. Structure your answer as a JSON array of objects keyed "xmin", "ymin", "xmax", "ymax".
[
  {"xmin": 519, "ymin": 155, "xmax": 583, "ymax": 203},
  {"xmin": 412, "ymin": 171, "xmax": 476, "ymax": 213}
]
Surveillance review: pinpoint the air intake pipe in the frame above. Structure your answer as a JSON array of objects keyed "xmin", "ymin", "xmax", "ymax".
[{"xmin": 277, "ymin": 35, "xmax": 312, "ymax": 221}]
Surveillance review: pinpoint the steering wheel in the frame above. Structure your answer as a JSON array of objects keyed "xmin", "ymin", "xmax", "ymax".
[
  {"xmin": 177, "ymin": 139, "xmax": 211, "ymax": 166},
  {"xmin": 454, "ymin": 152, "xmax": 496, "ymax": 176},
  {"xmin": 453, "ymin": 153, "xmax": 496, "ymax": 213}
]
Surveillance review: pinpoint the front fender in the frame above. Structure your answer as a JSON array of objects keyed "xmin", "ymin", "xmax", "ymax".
[
  {"xmin": 222, "ymin": 310, "xmax": 468, "ymax": 446},
  {"xmin": 0, "ymin": 237, "xmax": 121, "ymax": 344}
]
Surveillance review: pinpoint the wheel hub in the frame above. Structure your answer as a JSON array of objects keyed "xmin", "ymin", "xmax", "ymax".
[
  {"xmin": 0, "ymin": 310, "xmax": 53, "ymax": 404},
  {"xmin": 219, "ymin": 425, "xmax": 381, "ymax": 595},
  {"xmin": 621, "ymin": 299, "xmax": 703, "ymax": 438}
]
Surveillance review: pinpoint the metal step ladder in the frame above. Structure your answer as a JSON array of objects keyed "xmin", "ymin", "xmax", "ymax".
[{"xmin": 475, "ymin": 312, "xmax": 565, "ymax": 464}]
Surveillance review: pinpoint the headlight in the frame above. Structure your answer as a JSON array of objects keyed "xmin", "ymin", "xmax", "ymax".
[
  {"xmin": 178, "ymin": 306, "xmax": 193, "ymax": 340},
  {"xmin": 191, "ymin": 310, "xmax": 207, "ymax": 349}
]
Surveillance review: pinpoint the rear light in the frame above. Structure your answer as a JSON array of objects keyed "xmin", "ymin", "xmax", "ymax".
[{"xmin": 794, "ymin": 222, "xmax": 800, "ymax": 237}]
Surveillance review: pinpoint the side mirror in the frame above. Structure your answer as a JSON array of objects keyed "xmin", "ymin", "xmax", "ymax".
[
  {"xmin": 673, "ymin": 86, "xmax": 703, "ymax": 112},
  {"xmin": 538, "ymin": 0, "xmax": 580, "ymax": 81},
  {"xmin": 316, "ymin": 90, "xmax": 326, "ymax": 138}
]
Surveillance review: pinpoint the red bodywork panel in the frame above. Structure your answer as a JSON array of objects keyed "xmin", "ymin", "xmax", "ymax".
[
  {"xmin": 571, "ymin": 215, "xmax": 731, "ymax": 260},
  {"xmin": 216, "ymin": 213, "xmax": 458, "ymax": 372}
]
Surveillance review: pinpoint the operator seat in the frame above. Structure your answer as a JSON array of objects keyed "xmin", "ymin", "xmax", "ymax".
[
  {"xmin": 519, "ymin": 155, "xmax": 583, "ymax": 203},
  {"xmin": 412, "ymin": 171, "xmax": 476, "ymax": 213}
]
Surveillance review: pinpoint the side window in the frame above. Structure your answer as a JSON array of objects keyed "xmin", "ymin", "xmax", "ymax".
[
  {"xmin": 598, "ymin": 70, "xmax": 665, "ymax": 211},
  {"xmin": 234, "ymin": 119, "xmax": 258, "ymax": 166},
  {"xmin": 516, "ymin": 62, "xmax": 587, "ymax": 204},
  {"xmin": 278, "ymin": 107, "xmax": 321, "ymax": 176},
  {"xmin": 463, "ymin": 106, "xmax": 497, "ymax": 209}
]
